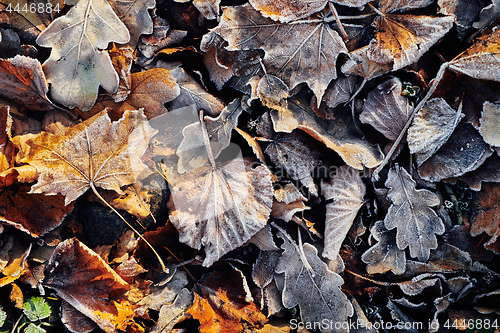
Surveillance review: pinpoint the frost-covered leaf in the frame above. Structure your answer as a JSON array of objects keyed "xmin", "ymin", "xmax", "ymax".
[
  {"xmin": 479, "ymin": 101, "xmax": 500, "ymax": 147},
  {"xmin": 168, "ymin": 115, "xmax": 273, "ymax": 267},
  {"xmin": 174, "ymin": 0, "xmax": 221, "ymax": 20},
  {"xmin": 360, "ymin": 77, "xmax": 413, "ymax": 141},
  {"xmin": 270, "ymin": 95, "xmax": 384, "ymax": 170},
  {"xmin": 473, "ymin": 0, "xmax": 500, "ymax": 31},
  {"xmin": 470, "ymin": 183, "xmax": 500, "ymax": 253},
  {"xmin": 438, "ymin": 0, "xmax": 483, "ymax": 39},
  {"xmin": 176, "ymin": 99, "xmax": 243, "ymax": 173},
  {"xmin": 275, "ymin": 226, "xmax": 353, "ymax": 333},
  {"xmin": 385, "ymin": 165, "xmax": 445, "ymax": 261},
  {"xmin": 214, "ymin": 4, "xmax": 347, "ymax": 102},
  {"xmin": 248, "ymin": 0, "xmax": 329, "ymax": 23},
  {"xmin": 23, "ymin": 296, "xmax": 51, "ymax": 322},
  {"xmin": 456, "ymin": 154, "xmax": 500, "ymax": 191},
  {"xmin": 342, "ymin": 45, "xmax": 393, "ymax": 81},
  {"xmin": 408, "ymin": 98, "xmax": 464, "ymax": 166},
  {"xmin": 361, "ymin": 221, "xmax": 406, "ymax": 275},
  {"xmin": 36, "ymin": 0, "xmax": 130, "ymax": 111},
  {"xmin": 366, "ymin": 2, "xmax": 454, "ymax": 71},
  {"xmin": 322, "ymin": 73, "xmax": 362, "ymax": 109},
  {"xmin": 418, "ymin": 123, "xmax": 493, "ymax": 182},
  {"xmin": 151, "ymin": 289, "xmax": 193, "ymax": 333},
  {"xmin": 448, "ymin": 26, "xmax": 500, "ymax": 81},
  {"xmin": 22, "ymin": 109, "xmax": 156, "ymax": 205},
  {"xmin": 321, "ymin": 165, "xmax": 365, "ymax": 262},
  {"xmin": 110, "ymin": 0, "xmax": 155, "ymax": 48}
]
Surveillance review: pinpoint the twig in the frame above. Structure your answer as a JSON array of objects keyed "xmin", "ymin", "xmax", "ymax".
[{"xmin": 344, "ymin": 269, "xmax": 392, "ymax": 286}]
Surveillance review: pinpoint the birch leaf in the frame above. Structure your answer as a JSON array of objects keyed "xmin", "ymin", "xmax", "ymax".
[
  {"xmin": 321, "ymin": 165, "xmax": 365, "ymax": 262},
  {"xmin": 21, "ymin": 109, "xmax": 156, "ymax": 205},
  {"xmin": 35, "ymin": 0, "xmax": 130, "ymax": 111},
  {"xmin": 275, "ymin": 226, "xmax": 353, "ymax": 333},
  {"xmin": 361, "ymin": 220, "xmax": 406, "ymax": 275},
  {"xmin": 384, "ymin": 165, "xmax": 445, "ymax": 261},
  {"xmin": 408, "ymin": 98, "xmax": 464, "ymax": 166},
  {"xmin": 360, "ymin": 77, "xmax": 413, "ymax": 141},
  {"xmin": 448, "ymin": 26, "xmax": 500, "ymax": 81},
  {"xmin": 214, "ymin": 4, "xmax": 347, "ymax": 102},
  {"xmin": 479, "ymin": 101, "xmax": 500, "ymax": 147}
]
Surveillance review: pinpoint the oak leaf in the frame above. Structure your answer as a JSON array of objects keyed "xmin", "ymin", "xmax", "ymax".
[
  {"xmin": 360, "ymin": 77, "xmax": 413, "ymax": 141},
  {"xmin": 366, "ymin": 1, "xmax": 454, "ymax": 71},
  {"xmin": 479, "ymin": 101, "xmax": 500, "ymax": 147},
  {"xmin": 321, "ymin": 165, "xmax": 365, "ymax": 262},
  {"xmin": 408, "ymin": 98, "xmax": 464, "ymax": 166},
  {"xmin": 44, "ymin": 238, "xmax": 136, "ymax": 333},
  {"xmin": 0, "ymin": 55, "xmax": 55, "ymax": 112},
  {"xmin": 168, "ymin": 114, "xmax": 273, "ymax": 267},
  {"xmin": 110, "ymin": 0, "xmax": 155, "ymax": 48},
  {"xmin": 361, "ymin": 221, "xmax": 406, "ymax": 275},
  {"xmin": 384, "ymin": 165, "xmax": 445, "ymax": 261},
  {"xmin": 275, "ymin": 226, "xmax": 353, "ymax": 333},
  {"xmin": 214, "ymin": 4, "xmax": 347, "ymax": 102},
  {"xmin": 22, "ymin": 109, "xmax": 157, "ymax": 205},
  {"xmin": 187, "ymin": 269, "xmax": 267, "ymax": 333},
  {"xmin": 36, "ymin": 0, "xmax": 130, "ymax": 111}
]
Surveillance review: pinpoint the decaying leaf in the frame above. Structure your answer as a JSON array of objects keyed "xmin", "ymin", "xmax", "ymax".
[
  {"xmin": 366, "ymin": 1, "xmax": 454, "ymax": 71},
  {"xmin": 174, "ymin": 0, "xmax": 221, "ymax": 20},
  {"xmin": 361, "ymin": 221, "xmax": 406, "ymax": 275},
  {"xmin": 418, "ymin": 123, "xmax": 493, "ymax": 182},
  {"xmin": 187, "ymin": 269, "xmax": 267, "ymax": 333},
  {"xmin": 479, "ymin": 101, "xmax": 500, "ymax": 147},
  {"xmin": 176, "ymin": 98, "xmax": 243, "ymax": 173},
  {"xmin": 169, "ymin": 113, "xmax": 273, "ymax": 266},
  {"xmin": 110, "ymin": 0, "xmax": 155, "ymax": 48},
  {"xmin": 321, "ymin": 73, "xmax": 362, "ymax": 110},
  {"xmin": 151, "ymin": 288, "xmax": 193, "ymax": 333},
  {"xmin": 108, "ymin": 45, "xmax": 133, "ymax": 103},
  {"xmin": 214, "ymin": 4, "xmax": 348, "ymax": 102},
  {"xmin": 270, "ymin": 95, "xmax": 384, "ymax": 170},
  {"xmin": 60, "ymin": 300, "xmax": 97, "ymax": 333},
  {"xmin": 36, "ymin": 0, "xmax": 130, "ymax": 111},
  {"xmin": 0, "ymin": 55, "xmax": 55, "ymax": 112},
  {"xmin": 275, "ymin": 226, "xmax": 353, "ymax": 333},
  {"xmin": 360, "ymin": 77, "xmax": 413, "ymax": 141},
  {"xmin": 384, "ymin": 165, "xmax": 445, "ymax": 261},
  {"xmin": 44, "ymin": 238, "xmax": 136, "ymax": 333},
  {"xmin": 470, "ymin": 183, "xmax": 500, "ymax": 253},
  {"xmin": 321, "ymin": 165, "xmax": 365, "ymax": 262},
  {"xmin": 473, "ymin": 0, "xmax": 500, "ymax": 31},
  {"xmin": 408, "ymin": 98, "xmax": 464, "ymax": 166},
  {"xmin": 438, "ymin": 0, "xmax": 484, "ymax": 39},
  {"xmin": 22, "ymin": 109, "xmax": 156, "ymax": 205},
  {"xmin": 248, "ymin": 0, "xmax": 329, "ymax": 23}
]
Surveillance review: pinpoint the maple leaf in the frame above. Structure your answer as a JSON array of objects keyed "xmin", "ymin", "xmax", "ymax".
[
  {"xmin": 214, "ymin": 3, "xmax": 347, "ymax": 102},
  {"xmin": 44, "ymin": 238, "xmax": 136, "ymax": 333},
  {"xmin": 360, "ymin": 77, "xmax": 413, "ymax": 141},
  {"xmin": 408, "ymin": 98, "xmax": 464, "ymax": 166},
  {"xmin": 110, "ymin": 0, "xmax": 155, "ymax": 48},
  {"xmin": 384, "ymin": 165, "xmax": 445, "ymax": 261},
  {"xmin": 274, "ymin": 225, "xmax": 353, "ymax": 333},
  {"xmin": 321, "ymin": 165, "xmax": 365, "ymax": 262},
  {"xmin": 168, "ymin": 114, "xmax": 273, "ymax": 267},
  {"xmin": 361, "ymin": 220, "xmax": 406, "ymax": 275},
  {"xmin": 21, "ymin": 109, "xmax": 157, "ymax": 205},
  {"xmin": 0, "ymin": 55, "xmax": 55, "ymax": 112},
  {"xmin": 366, "ymin": 1, "xmax": 454, "ymax": 71},
  {"xmin": 187, "ymin": 269, "xmax": 267, "ymax": 333},
  {"xmin": 36, "ymin": 0, "xmax": 130, "ymax": 111}
]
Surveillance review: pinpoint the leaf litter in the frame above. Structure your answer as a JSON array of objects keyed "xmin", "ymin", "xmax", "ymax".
[{"xmin": 0, "ymin": 0, "xmax": 499, "ymax": 332}]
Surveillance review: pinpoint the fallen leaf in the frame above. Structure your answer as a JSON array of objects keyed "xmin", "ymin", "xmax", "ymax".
[
  {"xmin": 96, "ymin": 184, "xmax": 152, "ymax": 220},
  {"xmin": 418, "ymin": 123, "xmax": 492, "ymax": 182},
  {"xmin": 360, "ymin": 77, "xmax": 413, "ymax": 141},
  {"xmin": 470, "ymin": 183, "xmax": 500, "ymax": 253},
  {"xmin": 366, "ymin": 2, "xmax": 454, "ymax": 71},
  {"xmin": 110, "ymin": 0, "xmax": 154, "ymax": 48},
  {"xmin": 341, "ymin": 45, "xmax": 393, "ymax": 81},
  {"xmin": 36, "ymin": 0, "xmax": 130, "ymax": 111},
  {"xmin": 151, "ymin": 288, "xmax": 193, "ymax": 333},
  {"xmin": 321, "ymin": 165, "xmax": 365, "ymax": 262},
  {"xmin": 22, "ymin": 109, "xmax": 156, "ymax": 205},
  {"xmin": 0, "ymin": 241, "xmax": 31, "ymax": 287},
  {"xmin": 321, "ymin": 73, "xmax": 362, "ymax": 110},
  {"xmin": 168, "ymin": 114, "xmax": 273, "ymax": 266},
  {"xmin": 248, "ymin": 0, "xmax": 329, "ymax": 23},
  {"xmin": 176, "ymin": 98, "xmax": 243, "ymax": 173},
  {"xmin": 214, "ymin": 4, "xmax": 347, "ymax": 102},
  {"xmin": 44, "ymin": 238, "xmax": 136, "ymax": 333},
  {"xmin": 249, "ymin": 223, "xmax": 280, "ymax": 251},
  {"xmin": 361, "ymin": 221, "xmax": 406, "ymax": 275},
  {"xmin": 174, "ymin": 0, "xmax": 221, "ymax": 20},
  {"xmin": 473, "ymin": 0, "xmax": 500, "ymax": 31},
  {"xmin": 479, "ymin": 101, "xmax": 500, "ymax": 147},
  {"xmin": 454, "ymin": 153, "xmax": 500, "ymax": 191},
  {"xmin": 109, "ymin": 45, "xmax": 133, "ymax": 103},
  {"xmin": 384, "ymin": 164, "xmax": 445, "ymax": 261},
  {"xmin": 438, "ymin": 0, "xmax": 484, "ymax": 39},
  {"xmin": 10, "ymin": 282, "xmax": 23, "ymax": 309},
  {"xmin": 60, "ymin": 300, "xmax": 97, "ymax": 333},
  {"xmin": 0, "ymin": 55, "xmax": 55, "ymax": 112},
  {"xmin": 269, "ymin": 94, "xmax": 384, "ymax": 170},
  {"xmin": 187, "ymin": 269, "xmax": 267, "ymax": 333},
  {"xmin": 408, "ymin": 98, "xmax": 464, "ymax": 166}
]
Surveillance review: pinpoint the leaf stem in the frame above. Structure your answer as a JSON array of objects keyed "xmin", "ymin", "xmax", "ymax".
[
  {"xmin": 344, "ymin": 269, "xmax": 392, "ymax": 286},
  {"xmin": 90, "ymin": 183, "xmax": 168, "ymax": 273},
  {"xmin": 199, "ymin": 110, "xmax": 217, "ymax": 169},
  {"xmin": 371, "ymin": 63, "xmax": 449, "ymax": 182},
  {"xmin": 329, "ymin": 2, "xmax": 348, "ymax": 41}
]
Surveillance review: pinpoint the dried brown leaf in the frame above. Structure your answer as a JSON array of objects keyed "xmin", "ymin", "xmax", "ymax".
[{"xmin": 470, "ymin": 183, "xmax": 500, "ymax": 253}]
